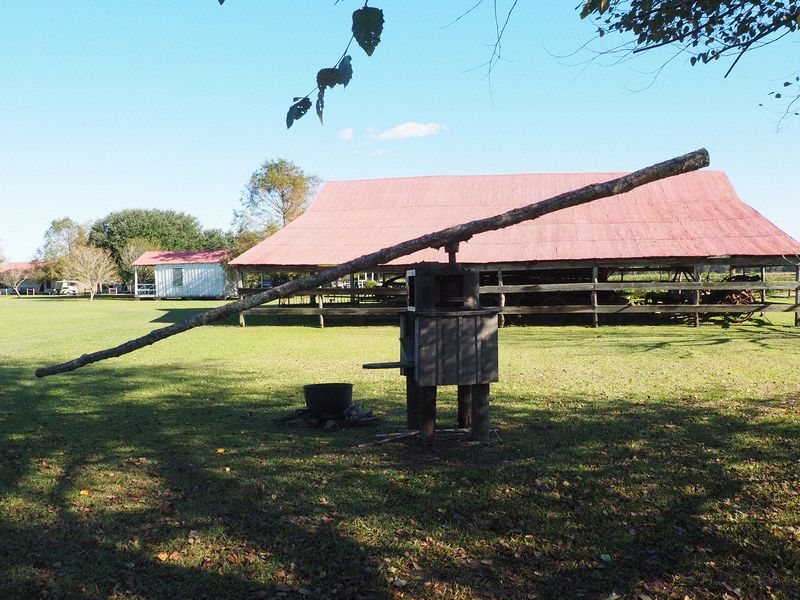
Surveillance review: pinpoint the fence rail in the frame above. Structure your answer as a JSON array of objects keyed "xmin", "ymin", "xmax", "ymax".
[
  {"xmin": 480, "ymin": 281, "xmax": 800, "ymax": 293},
  {"xmin": 135, "ymin": 284, "xmax": 156, "ymax": 298},
  {"xmin": 237, "ymin": 279, "xmax": 800, "ymax": 327}
]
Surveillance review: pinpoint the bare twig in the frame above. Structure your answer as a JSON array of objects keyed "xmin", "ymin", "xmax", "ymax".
[{"xmin": 35, "ymin": 148, "xmax": 710, "ymax": 378}]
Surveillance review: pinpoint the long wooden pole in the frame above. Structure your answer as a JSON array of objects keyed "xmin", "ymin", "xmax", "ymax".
[{"xmin": 35, "ymin": 149, "xmax": 710, "ymax": 378}]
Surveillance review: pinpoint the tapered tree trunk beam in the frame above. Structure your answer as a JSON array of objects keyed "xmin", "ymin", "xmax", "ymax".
[{"xmin": 35, "ymin": 148, "xmax": 710, "ymax": 378}]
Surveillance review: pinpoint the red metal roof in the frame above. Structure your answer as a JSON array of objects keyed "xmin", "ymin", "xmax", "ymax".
[
  {"xmin": 0, "ymin": 260, "xmax": 46, "ymax": 274},
  {"xmin": 230, "ymin": 171, "xmax": 800, "ymax": 268},
  {"xmin": 132, "ymin": 249, "xmax": 229, "ymax": 266}
]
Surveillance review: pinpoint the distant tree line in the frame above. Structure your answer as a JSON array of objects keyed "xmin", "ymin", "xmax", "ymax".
[{"xmin": 1, "ymin": 158, "xmax": 319, "ymax": 296}]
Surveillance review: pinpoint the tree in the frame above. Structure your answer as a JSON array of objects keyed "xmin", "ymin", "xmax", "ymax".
[
  {"xmin": 580, "ymin": 1, "xmax": 800, "ymax": 116},
  {"xmin": 89, "ymin": 209, "xmax": 227, "ymax": 275},
  {"xmin": 0, "ymin": 262, "xmax": 38, "ymax": 296},
  {"xmin": 118, "ymin": 237, "xmax": 161, "ymax": 288},
  {"xmin": 63, "ymin": 245, "xmax": 117, "ymax": 301},
  {"xmin": 36, "ymin": 217, "xmax": 88, "ymax": 280},
  {"xmin": 218, "ymin": 2, "xmax": 799, "ymax": 124},
  {"xmin": 234, "ymin": 158, "xmax": 320, "ymax": 231},
  {"xmin": 200, "ymin": 228, "xmax": 233, "ymax": 251},
  {"xmin": 229, "ymin": 230, "xmax": 269, "ymax": 260}
]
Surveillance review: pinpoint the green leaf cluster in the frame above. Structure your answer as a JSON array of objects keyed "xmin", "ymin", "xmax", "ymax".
[
  {"xmin": 286, "ymin": 6, "xmax": 383, "ymax": 129},
  {"xmin": 314, "ymin": 56, "xmax": 353, "ymax": 125},
  {"xmin": 581, "ymin": 1, "xmax": 800, "ymax": 119},
  {"xmin": 352, "ymin": 6, "xmax": 384, "ymax": 56},
  {"xmin": 89, "ymin": 209, "xmax": 229, "ymax": 277}
]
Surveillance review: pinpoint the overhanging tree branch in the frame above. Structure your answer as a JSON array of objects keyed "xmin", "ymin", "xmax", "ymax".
[{"xmin": 36, "ymin": 148, "xmax": 710, "ymax": 378}]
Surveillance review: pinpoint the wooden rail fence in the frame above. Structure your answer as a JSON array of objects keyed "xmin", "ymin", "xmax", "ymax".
[{"xmin": 237, "ymin": 281, "xmax": 800, "ymax": 327}]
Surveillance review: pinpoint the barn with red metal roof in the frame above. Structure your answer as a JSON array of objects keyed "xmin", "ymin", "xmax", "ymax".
[{"xmin": 230, "ymin": 170, "xmax": 800, "ymax": 325}]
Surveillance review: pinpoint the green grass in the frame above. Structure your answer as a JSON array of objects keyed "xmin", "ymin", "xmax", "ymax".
[{"xmin": 1, "ymin": 297, "xmax": 799, "ymax": 599}]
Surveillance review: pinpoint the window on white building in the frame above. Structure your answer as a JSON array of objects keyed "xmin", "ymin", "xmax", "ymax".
[{"xmin": 172, "ymin": 268, "xmax": 184, "ymax": 287}]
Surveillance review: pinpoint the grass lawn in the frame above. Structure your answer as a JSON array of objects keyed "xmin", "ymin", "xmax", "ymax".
[{"xmin": 1, "ymin": 297, "xmax": 798, "ymax": 599}]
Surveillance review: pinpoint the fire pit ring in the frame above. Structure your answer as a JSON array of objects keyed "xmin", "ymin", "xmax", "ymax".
[{"xmin": 303, "ymin": 383, "xmax": 353, "ymax": 416}]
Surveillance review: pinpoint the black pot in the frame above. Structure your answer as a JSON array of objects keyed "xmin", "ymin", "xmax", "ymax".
[{"xmin": 303, "ymin": 383, "xmax": 353, "ymax": 416}]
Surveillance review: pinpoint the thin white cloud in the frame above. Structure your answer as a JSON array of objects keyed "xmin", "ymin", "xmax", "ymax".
[
  {"xmin": 370, "ymin": 148, "xmax": 392, "ymax": 157},
  {"xmin": 337, "ymin": 127, "xmax": 354, "ymax": 141},
  {"xmin": 376, "ymin": 122, "xmax": 447, "ymax": 141}
]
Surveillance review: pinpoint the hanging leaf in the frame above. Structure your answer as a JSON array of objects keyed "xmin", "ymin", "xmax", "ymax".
[
  {"xmin": 337, "ymin": 55, "xmax": 353, "ymax": 88},
  {"xmin": 286, "ymin": 97, "xmax": 311, "ymax": 129},
  {"xmin": 316, "ymin": 88, "xmax": 326, "ymax": 124},
  {"xmin": 352, "ymin": 7, "xmax": 384, "ymax": 56},
  {"xmin": 314, "ymin": 65, "xmax": 349, "ymax": 125},
  {"xmin": 317, "ymin": 67, "xmax": 341, "ymax": 90}
]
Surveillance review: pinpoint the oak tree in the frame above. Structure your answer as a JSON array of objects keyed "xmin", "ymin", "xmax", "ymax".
[
  {"xmin": 36, "ymin": 217, "xmax": 88, "ymax": 280},
  {"xmin": 234, "ymin": 158, "xmax": 320, "ymax": 231},
  {"xmin": 89, "ymin": 209, "xmax": 227, "ymax": 275}
]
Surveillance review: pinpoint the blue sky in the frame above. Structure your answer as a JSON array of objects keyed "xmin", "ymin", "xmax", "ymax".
[{"xmin": 1, "ymin": 1, "xmax": 798, "ymax": 261}]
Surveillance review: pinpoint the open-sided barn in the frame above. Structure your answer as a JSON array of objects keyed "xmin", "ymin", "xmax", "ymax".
[{"xmin": 230, "ymin": 171, "xmax": 800, "ymax": 326}]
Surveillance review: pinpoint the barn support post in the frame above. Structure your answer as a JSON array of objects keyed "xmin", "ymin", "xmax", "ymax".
[
  {"xmin": 591, "ymin": 266, "xmax": 599, "ymax": 328},
  {"xmin": 497, "ymin": 270, "xmax": 505, "ymax": 328},
  {"xmin": 795, "ymin": 265, "xmax": 800, "ymax": 327},
  {"xmin": 760, "ymin": 266, "xmax": 767, "ymax": 303},
  {"xmin": 318, "ymin": 293, "xmax": 324, "ymax": 328},
  {"xmin": 133, "ymin": 268, "xmax": 139, "ymax": 300},
  {"xmin": 457, "ymin": 385, "xmax": 472, "ymax": 428},
  {"xmin": 238, "ymin": 270, "xmax": 246, "ymax": 327},
  {"xmin": 692, "ymin": 266, "xmax": 700, "ymax": 327}
]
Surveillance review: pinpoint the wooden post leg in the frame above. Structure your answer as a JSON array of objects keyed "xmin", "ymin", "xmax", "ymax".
[
  {"xmin": 591, "ymin": 266, "xmax": 599, "ymax": 328},
  {"xmin": 419, "ymin": 386, "xmax": 437, "ymax": 444},
  {"xmin": 470, "ymin": 383, "xmax": 490, "ymax": 441},
  {"xmin": 692, "ymin": 266, "xmax": 700, "ymax": 327},
  {"xmin": 457, "ymin": 385, "xmax": 472, "ymax": 428},
  {"xmin": 318, "ymin": 294, "xmax": 324, "ymax": 328},
  {"xmin": 405, "ymin": 370, "xmax": 420, "ymax": 430}
]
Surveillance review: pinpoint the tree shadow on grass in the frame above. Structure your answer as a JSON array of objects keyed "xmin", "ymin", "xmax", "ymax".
[
  {"xmin": 149, "ymin": 307, "xmax": 241, "ymax": 326},
  {"xmin": 0, "ymin": 361, "xmax": 393, "ymax": 599},
  {"xmin": 1, "ymin": 360, "xmax": 798, "ymax": 598},
  {"xmin": 501, "ymin": 323, "xmax": 800, "ymax": 355},
  {"xmin": 151, "ymin": 308, "xmax": 399, "ymax": 329}
]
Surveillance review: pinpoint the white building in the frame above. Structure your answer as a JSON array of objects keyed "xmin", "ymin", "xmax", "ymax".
[{"xmin": 132, "ymin": 250, "xmax": 236, "ymax": 299}]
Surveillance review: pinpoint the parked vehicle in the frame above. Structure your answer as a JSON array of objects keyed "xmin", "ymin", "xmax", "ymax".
[{"xmin": 53, "ymin": 280, "xmax": 82, "ymax": 295}]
